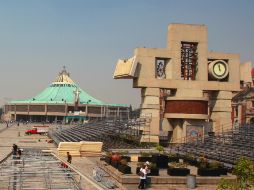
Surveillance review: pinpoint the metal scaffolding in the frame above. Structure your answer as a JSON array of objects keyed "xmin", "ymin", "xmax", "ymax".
[{"xmin": 0, "ymin": 149, "xmax": 83, "ymax": 190}]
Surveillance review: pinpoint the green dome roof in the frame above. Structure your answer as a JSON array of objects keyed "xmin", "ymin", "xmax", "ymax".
[{"xmin": 11, "ymin": 67, "xmax": 126, "ymax": 107}]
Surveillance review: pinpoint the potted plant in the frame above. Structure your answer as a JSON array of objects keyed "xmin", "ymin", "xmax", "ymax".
[
  {"xmin": 168, "ymin": 152, "xmax": 179, "ymax": 162},
  {"xmin": 148, "ymin": 163, "xmax": 159, "ymax": 176},
  {"xmin": 119, "ymin": 150, "xmax": 131, "ymax": 162},
  {"xmin": 118, "ymin": 159, "xmax": 131, "ymax": 174},
  {"xmin": 152, "ymin": 145, "xmax": 169, "ymax": 168},
  {"xmin": 198, "ymin": 160, "xmax": 222, "ymax": 176},
  {"xmin": 110, "ymin": 152, "xmax": 121, "ymax": 169},
  {"xmin": 184, "ymin": 153, "xmax": 198, "ymax": 166},
  {"xmin": 138, "ymin": 151, "xmax": 152, "ymax": 162},
  {"xmin": 167, "ymin": 162, "xmax": 190, "ymax": 176}
]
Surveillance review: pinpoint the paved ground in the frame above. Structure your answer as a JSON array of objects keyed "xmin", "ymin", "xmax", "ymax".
[
  {"xmin": 0, "ymin": 122, "xmax": 56, "ymax": 160},
  {"xmin": 0, "ymin": 123, "xmax": 228, "ymax": 190}
]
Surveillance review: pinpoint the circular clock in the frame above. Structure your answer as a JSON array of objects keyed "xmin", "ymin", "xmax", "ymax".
[{"xmin": 208, "ymin": 60, "xmax": 229, "ymax": 80}]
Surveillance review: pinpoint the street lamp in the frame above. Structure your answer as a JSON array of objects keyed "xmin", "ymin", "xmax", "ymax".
[{"xmin": 86, "ymin": 100, "xmax": 91, "ymax": 121}]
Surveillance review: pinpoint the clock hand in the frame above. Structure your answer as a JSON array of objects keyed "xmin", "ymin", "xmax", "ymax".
[{"xmin": 218, "ymin": 64, "xmax": 221, "ymax": 71}]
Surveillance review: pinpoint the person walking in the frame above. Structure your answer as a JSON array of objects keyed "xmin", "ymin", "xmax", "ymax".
[
  {"xmin": 12, "ymin": 144, "xmax": 18, "ymax": 159},
  {"xmin": 138, "ymin": 164, "xmax": 148, "ymax": 189}
]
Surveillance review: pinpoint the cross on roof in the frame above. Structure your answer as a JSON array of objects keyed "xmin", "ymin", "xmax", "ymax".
[{"xmin": 73, "ymin": 87, "xmax": 81, "ymax": 104}]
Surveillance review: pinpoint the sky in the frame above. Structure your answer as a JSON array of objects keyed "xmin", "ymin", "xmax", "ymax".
[{"xmin": 0, "ymin": 0, "xmax": 253, "ymax": 108}]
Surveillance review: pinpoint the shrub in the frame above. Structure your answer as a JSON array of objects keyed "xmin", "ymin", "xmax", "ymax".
[
  {"xmin": 106, "ymin": 151, "xmax": 113, "ymax": 157},
  {"xmin": 155, "ymin": 145, "xmax": 164, "ymax": 153},
  {"xmin": 119, "ymin": 150, "xmax": 129, "ymax": 156},
  {"xmin": 169, "ymin": 162, "xmax": 188, "ymax": 169},
  {"xmin": 168, "ymin": 152, "xmax": 177, "ymax": 158},
  {"xmin": 185, "ymin": 153, "xmax": 195, "ymax": 160},
  {"xmin": 209, "ymin": 161, "xmax": 222, "ymax": 169},
  {"xmin": 217, "ymin": 157, "xmax": 254, "ymax": 190},
  {"xmin": 149, "ymin": 162, "xmax": 157, "ymax": 169},
  {"xmin": 140, "ymin": 151, "xmax": 151, "ymax": 157}
]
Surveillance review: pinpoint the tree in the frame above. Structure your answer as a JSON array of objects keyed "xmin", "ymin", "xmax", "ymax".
[
  {"xmin": 217, "ymin": 157, "xmax": 254, "ymax": 190},
  {"xmin": 155, "ymin": 144, "xmax": 164, "ymax": 154}
]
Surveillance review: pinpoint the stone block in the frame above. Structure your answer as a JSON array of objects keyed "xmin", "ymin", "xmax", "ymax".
[
  {"xmin": 141, "ymin": 88, "xmax": 160, "ymax": 97},
  {"xmin": 142, "ymin": 96, "xmax": 159, "ymax": 105},
  {"xmin": 175, "ymin": 89, "xmax": 203, "ymax": 98},
  {"xmin": 140, "ymin": 104, "xmax": 160, "ymax": 109},
  {"xmin": 140, "ymin": 108, "xmax": 159, "ymax": 117}
]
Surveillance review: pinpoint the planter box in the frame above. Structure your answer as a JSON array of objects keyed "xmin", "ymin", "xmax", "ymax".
[
  {"xmin": 168, "ymin": 157, "xmax": 179, "ymax": 162},
  {"xmin": 219, "ymin": 168, "xmax": 227, "ymax": 175},
  {"xmin": 185, "ymin": 158, "xmax": 198, "ymax": 166},
  {"xmin": 121, "ymin": 156, "xmax": 131, "ymax": 162},
  {"xmin": 152, "ymin": 154, "xmax": 169, "ymax": 168},
  {"xmin": 149, "ymin": 168, "xmax": 159, "ymax": 176},
  {"xmin": 111, "ymin": 160, "xmax": 119, "ymax": 169},
  {"xmin": 118, "ymin": 164, "xmax": 131, "ymax": 174},
  {"xmin": 138, "ymin": 156, "xmax": 153, "ymax": 162},
  {"xmin": 197, "ymin": 168, "xmax": 221, "ymax": 176},
  {"xmin": 105, "ymin": 156, "xmax": 111, "ymax": 165},
  {"xmin": 136, "ymin": 167, "xmax": 141, "ymax": 175},
  {"xmin": 167, "ymin": 167, "xmax": 190, "ymax": 176}
]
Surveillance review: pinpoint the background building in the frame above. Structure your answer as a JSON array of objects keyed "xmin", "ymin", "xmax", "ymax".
[
  {"xmin": 114, "ymin": 23, "xmax": 252, "ymax": 143},
  {"xmin": 3, "ymin": 67, "xmax": 129, "ymax": 123},
  {"xmin": 232, "ymin": 87, "xmax": 254, "ymax": 126}
]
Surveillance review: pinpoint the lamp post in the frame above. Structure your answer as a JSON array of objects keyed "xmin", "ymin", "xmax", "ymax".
[{"xmin": 86, "ymin": 100, "xmax": 91, "ymax": 121}]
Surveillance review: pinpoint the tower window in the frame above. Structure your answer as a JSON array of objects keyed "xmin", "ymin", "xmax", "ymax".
[
  {"xmin": 155, "ymin": 58, "xmax": 169, "ymax": 79},
  {"xmin": 181, "ymin": 42, "xmax": 198, "ymax": 80}
]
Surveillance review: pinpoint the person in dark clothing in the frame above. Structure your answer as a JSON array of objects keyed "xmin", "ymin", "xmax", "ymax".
[
  {"xmin": 12, "ymin": 144, "xmax": 18, "ymax": 159},
  {"xmin": 67, "ymin": 152, "xmax": 72, "ymax": 164}
]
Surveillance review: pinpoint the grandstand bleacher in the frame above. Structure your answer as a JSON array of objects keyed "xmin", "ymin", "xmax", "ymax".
[
  {"xmin": 49, "ymin": 118, "xmax": 149, "ymax": 150},
  {"xmin": 173, "ymin": 124, "xmax": 254, "ymax": 167}
]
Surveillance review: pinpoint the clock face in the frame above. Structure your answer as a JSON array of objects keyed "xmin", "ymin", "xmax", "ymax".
[
  {"xmin": 213, "ymin": 62, "xmax": 226, "ymax": 77},
  {"xmin": 208, "ymin": 60, "xmax": 229, "ymax": 80}
]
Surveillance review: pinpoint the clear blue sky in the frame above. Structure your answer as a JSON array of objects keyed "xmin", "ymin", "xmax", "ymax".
[{"xmin": 0, "ymin": 0, "xmax": 253, "ymax": 108}]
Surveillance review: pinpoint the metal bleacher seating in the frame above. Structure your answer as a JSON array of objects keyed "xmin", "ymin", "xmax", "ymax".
[
  {"xmin": 49, "ymin": 118, "xmax": 149, "ymax": 150},
  {"xmin": 174, "ymin": 124, "xmax": 254, "ymax": 167}
]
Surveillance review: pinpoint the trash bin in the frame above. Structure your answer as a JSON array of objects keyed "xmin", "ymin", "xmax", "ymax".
[{"xmin": 186, "ymin": 174, "xmax": 196, "ymax": 189}]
